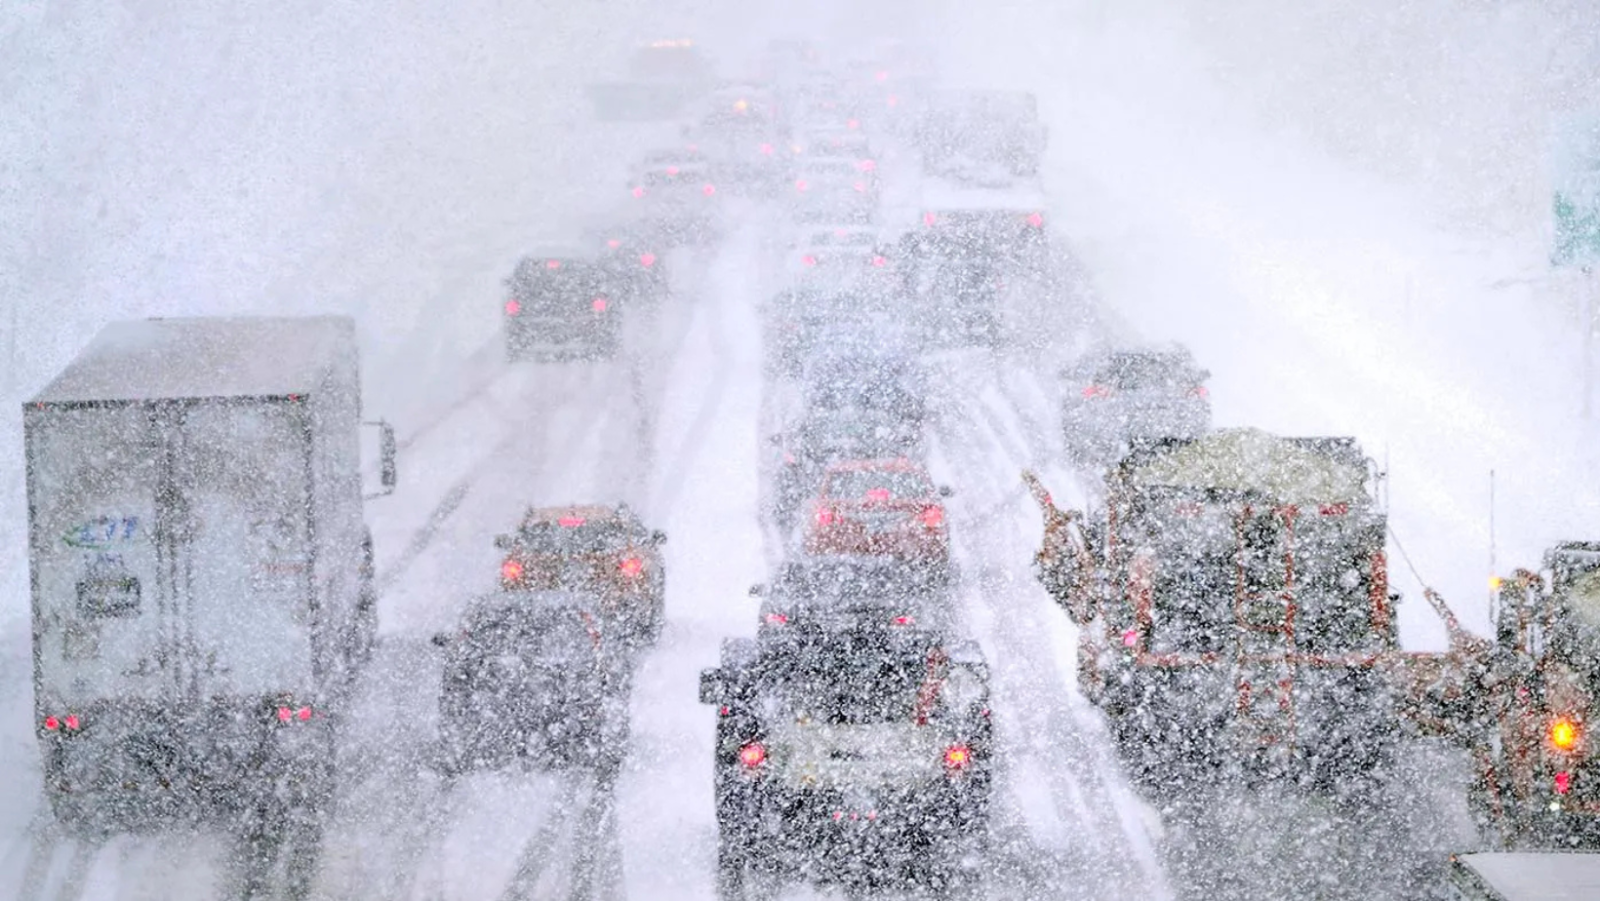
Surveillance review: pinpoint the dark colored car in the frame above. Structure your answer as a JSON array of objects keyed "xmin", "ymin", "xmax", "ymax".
[
  {"xmin": 1059, "ymin": 345, "xmax": 1213, "ymax": 469},
  {"xmin": 503, "ymin": 250, "xmax": 623, "ymax": 362},
  {"xmin": 700, "ymin": 627, "xmax": 992, "ymax": 899},
  {"xmin": 432, "ymin": 590, "xmax": 630, "ymax": 775}
]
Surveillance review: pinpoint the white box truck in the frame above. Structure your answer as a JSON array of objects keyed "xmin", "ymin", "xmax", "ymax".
[{"xmin": 24, "ymin": 315, "xmax": 394, "ymax": 834}]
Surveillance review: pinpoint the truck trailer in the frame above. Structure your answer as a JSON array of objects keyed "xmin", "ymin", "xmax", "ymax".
[{"xmin": 26, "ymin": 315, "xmax": 394, "ymax": 838}]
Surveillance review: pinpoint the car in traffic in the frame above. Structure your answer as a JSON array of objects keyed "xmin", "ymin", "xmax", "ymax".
[
  {"xmin": 503, "ymin": 249, "xmax": 623, "ymax": 362},
  {"xmin": 770, "ymin": 402, "xmax": 924, "ymax": 530},
  {"xmin": 1058, "ymin": 345, "xmax": 1213, "ymax": 468},
  {"xmin": 432, "ymin": 590, "xmax": 629, "ymax": 775},
  {"xmin": 700, "ymin": 625, "xmax": 992, "ymax": 898},
  {"xmin": 790, "ymin": 158, "xmax": 880, "ymax": 224},
  {"xmin": 803, "ymin": 459, "xmax": 953, "ymax": 572},
  {"xmin": 627, "ymin": 148, "xmax": 722, "ymax": 246},
  {"xmin": 496, "ymin": 504, "xmax": 668, "ymax": 646}
]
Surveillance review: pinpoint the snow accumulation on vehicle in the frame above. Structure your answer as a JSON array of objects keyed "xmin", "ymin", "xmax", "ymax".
[{"xmin": 5, "ymin": 1, "xmax": 1600, "ymax": 900}]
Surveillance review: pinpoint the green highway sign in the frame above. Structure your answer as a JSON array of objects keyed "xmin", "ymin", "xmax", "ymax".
[{"xmin": 1553, "ymin": 110, "xmax": 1600, "ymax": 269}]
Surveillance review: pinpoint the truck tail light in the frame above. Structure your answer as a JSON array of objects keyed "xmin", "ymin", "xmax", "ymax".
[
  {"xmin": 921, "ymin": 506, "xmax": 944, "ymax": 528},
  {"xmin": 619, "ymin": 556, "xmax": 643, "ymax": 577},
  {"xmin": 764, "ymin": 613, "xmax": 789, "ymax": 625},
  {"xmin": 739, "ymin": 742, "xmax": 766, "ymax": 768},
  {"xmin": 592, "ymin": 297, "xmax": 608, "ymax": 313},
  {"xmin": 277, "ymin": 706, "xmax": 314, "ymax": 723},
  {"xmin": 639, "ymin": 252, "xmax": 657, "ymax": 268},
  {"xmin": 1082, "ymin": 385, "xmax": 1112, "ymax": 399},
  {"xmin": 505, "ymin": 299, "xmax": 521, "ymax": 316},
  {"xmin": 815, "ymin": 507, "xmax": 836, "ymax": 527},
  {"xmin": 44, "ymin": 716, "xmax": 59, "ymax": 731},
  {"xmin": 1557, "ymin": 771, "xmax": 1573, "ymax": 795}
]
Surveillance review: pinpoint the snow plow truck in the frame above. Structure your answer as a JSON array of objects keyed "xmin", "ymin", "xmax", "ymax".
[{"xmin": 1025, "ymin": 427, "xmax": 1489, "ymax": 799}]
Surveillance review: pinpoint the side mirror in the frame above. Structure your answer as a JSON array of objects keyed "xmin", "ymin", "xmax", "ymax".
[
  {"xmin": 362, "ymin": 420, "xmax": 399, "ymax": 499},
  {"xmin": 698, "ymin": 668, "xmax": 725, "ymax": 705},
  {"xmin": 938, "ymin": 485, "xmax": 954, "ymax": 498},
  {"xmin": 493, "ymin": 534, "xmax": 515, "ymax": 550},
  {"xmin": 651, "ymin": 529, "xmax": 668, "ymax": 546},
  {"xmin": 430, "ymin": 632, "xmax": 452, "ymax": 648},
  {"xmin": 748, "ymin": 583, "xmax": 765, "ymax": 597},
  {"xmin": 767, "ymin": 433, "xmax": 784, "ymax": 446}
]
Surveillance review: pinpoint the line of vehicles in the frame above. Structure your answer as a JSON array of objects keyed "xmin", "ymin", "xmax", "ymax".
[{"xmin": 16, "ymin": 29, "xmax": 1600, "ymax": 901}]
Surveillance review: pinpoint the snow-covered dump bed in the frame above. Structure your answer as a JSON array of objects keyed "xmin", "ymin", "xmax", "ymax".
[
  {"xmin": 1449, "ymin": 851, "xmax": 1600, "ymax": 900},
  {"xmin": 1120, "ymin": 427, "xmax": 1374, "ymax": 507}
]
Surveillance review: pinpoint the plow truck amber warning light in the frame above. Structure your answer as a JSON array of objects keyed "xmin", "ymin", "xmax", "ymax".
[
  {"xmin": 1552, "ymin": 718, "xmax": 1580, "ymax": 751},
  {"xmin": 944, "ymin": 745, "xmax": 972, "ymax": 770}
]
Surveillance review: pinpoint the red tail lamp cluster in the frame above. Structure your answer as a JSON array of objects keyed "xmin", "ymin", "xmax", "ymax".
[
  {"xmin": 944, "ymin": 744, "xmax": 973, "ymax": 770},
  {"xmin": 501, "ymin": 558, "xmax": 525, "ymax": 583},
  {"xmin": 619, "ymin": 556, "xmax": 644, "ymax": 578},
  {"xmin": 42, "ymin": 714, "xmax": 82, "ymax": 732},
  {"xmin": 277, "ymin": 705, "xmax": 315, "ymax": 723}
]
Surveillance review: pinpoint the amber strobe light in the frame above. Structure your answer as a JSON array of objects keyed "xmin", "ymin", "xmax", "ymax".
[{"xmin": 1552, "ymin": 718, "xmax": 1580, "ymax": 751}]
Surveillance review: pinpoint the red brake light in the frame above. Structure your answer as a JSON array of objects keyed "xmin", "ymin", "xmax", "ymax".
[
  {"xmin": 1082, "ymin": 385, "xmax": 1112, "ymax": 399},
  {"xmin": 859, "ymin": 159, "xmax": 876, "ymax": 172},
  {"xmin": 632, "ymin": 186, "xmax": 646, "ymax": 198},
  {"xmin": 277, "ymin": 707, "xmax": 292, "ymax": 723},
  {"xmin": 802, "ymin": 254, "xmax": 817, "ymax": 267},
  {"xmin": 760, "ymin": 142, "xmax": 774, "ymax": 155},
  {"xmin": 1557, "ymin": 771, "xmax": 1573, "ymax": 794},
  {"xmin": 666, "ymin": 166, "xmax": 679, "ymax": 176},
  {"xmin": 65, "ymin": 714, "xmax": 80, "ymax": 730},
  {"xmin": 592, "ymin": 297, "xmax": 609, "ymax": 312},
  {"xmin": 297, "ymin": 706, "xmax": 312, "ymax": 722},
  {"xmin": 815, "ymin": 507, "xmax": 836, "ymax": 527},
  {"xmin": 619, "ymin": 556, "xmax": 643, "ymax": 577},
  {"xmin": 923, "ymin": 211, "xmax": 937, "ymax": 227},
  {"xmin": 765, "ymin": 612, "xmax": 789, "ymax": 625},
  {"xmin": 796, "ymin": 179, "xmax": 809, "ymax": 192},
  {"xmin": 871, "ymin": 255, "xmax": 886, "ymax": 267},
  {"xmin": 739, "ymin": 742, "xmax": 767, "ymax": 768},
  {"xmin": 505, "ymin": 298, "xmax": 521, "ymax": 316},
  {"xmin": 846, "ymin": 118, "xmax": 859, "ymax": 129},
  {"xmin": 639, "ymin": 252, "xmax": 657, "ymax": 267},
  {"xmin": 702, "ymin": 183, "xmax": 716, "ymax": 196},
  {"xmin": 607, "ymin": 238, "xmax": 622, "ymax": 249},
  {"xmin": 43, "ymin": 716, "xmax": 59, "ymax": 731},
  {"xmin": 1189, "ymin": 385, "xmax": 1209, "ymax": 398},
  {"xmin": 557, "ymin": 516, "xmax": 586, "ymax": 527},
  {"xmin": 501, "ymin": 558, "xmax": 525, "ymax": 582},
  {"xmin": 921, "ymin": 506, "xmax": 944, "ymax": 528},
  {"xmin": 1025, "ymin": 212, "xmax": 1044, "ymax": 228},
  {"xmin": 944, "ymin": 745, "xmax": 972, "ymax": 770},
  {"xmin": 782, "ymin": 451, "xmax": 797, "ymax": 465},
  {"xmin": 1319, "ymin": 503, "xmax": 1349, "ymax": 516},
  {"xmin": 865, "ymin": 487, "xmax": 891, "ymax": 502},
  {"xmin": 853, "ymin": 181, "xmax": 866, "ymax": 193},
  {"xmin": 893, "ymin": 615, "xmax": 915, "ymax": 626},
  {"xmin": 546, "ymin": 260, "xmax": 561, "ymax": 269}
]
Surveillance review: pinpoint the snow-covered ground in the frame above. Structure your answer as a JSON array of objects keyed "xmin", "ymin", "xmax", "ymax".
[{"xmin": 5, "ymin": 0, "xmax": 1598, "ymax": 897}]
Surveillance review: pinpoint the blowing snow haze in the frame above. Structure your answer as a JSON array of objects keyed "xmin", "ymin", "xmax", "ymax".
[{"xmin": 4, "ymin": 2, "xmax": 1600, "ymax": 899}]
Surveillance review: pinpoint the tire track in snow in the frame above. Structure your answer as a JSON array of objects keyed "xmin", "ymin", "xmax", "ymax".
[{"xmin": 930, "ymin": 372, "xmax": 1169, "ymax": 900}]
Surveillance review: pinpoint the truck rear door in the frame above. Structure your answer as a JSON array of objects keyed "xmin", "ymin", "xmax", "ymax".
[{"xmin": 28, "ymin": 404, "xmax": 171, "ymax": 706}]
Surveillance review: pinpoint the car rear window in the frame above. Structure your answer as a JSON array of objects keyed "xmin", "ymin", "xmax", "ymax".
[
  {"xmin": 1095, "ymin": 354, "xmax": 1197, "ymax": 390},
  {"xmin": 823, "ymin": 468, "xmax": 933, "ymax": 499},
  {"xmin": 767, "ymin": 635, "xmax": 932, "ymax": 725},
  {"xmin": 510, "ymin": 262, "xmax": 601, "ymax": 310},
  {"xmin": 517, "ymin": 518, "xmax": 636, "ymax": 553}
]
